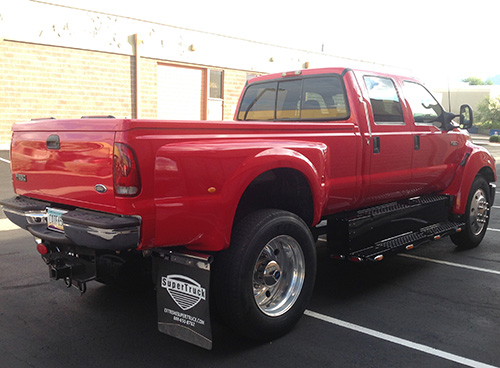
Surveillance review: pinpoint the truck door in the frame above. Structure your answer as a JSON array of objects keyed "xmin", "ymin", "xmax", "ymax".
[
  {"xmin": 359, "ymin": 75, "xmax": 414, "ymax": 206},
  {"xmin": 401, "ymin": 81, "xmax": 459, "ymax": 194}
]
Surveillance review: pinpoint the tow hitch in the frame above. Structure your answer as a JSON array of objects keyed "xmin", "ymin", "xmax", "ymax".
[
  {"xmin": 48, "ymin": 257, "xmax": 89, "ymax": 294},
  {"xmin": 37, "ymin": 240, "xmax": 96, "ymax": 295}
]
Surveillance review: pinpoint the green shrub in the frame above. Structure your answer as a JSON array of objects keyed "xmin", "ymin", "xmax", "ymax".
[
  {"xmin": 476, "ymin": 96, "xmax": 500, "ymax": 129},
  {"xmin": 489, "ymin": 135, "xmax": 500, "ymax": 143}
]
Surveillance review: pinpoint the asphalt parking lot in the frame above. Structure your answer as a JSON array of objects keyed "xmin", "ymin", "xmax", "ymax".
[{"xmin": 1, "ymin": 142, "xmax": 499, "ymax": 368}]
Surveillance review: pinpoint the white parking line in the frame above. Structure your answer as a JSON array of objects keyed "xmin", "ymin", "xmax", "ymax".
[
  {"xmin": 0, "ymin": 218, "xmax": 20, "ymax": 231},
  {"xmin": 304, "ymin": 310, "xmax": 499, "ymax": 368},
  {"xmin": 0, "ymin": 157, "xmax": 10, "ymax": 164},
  {"xmin": 398, "ymin": 254, "xmax": 500, "ymax": 275}
]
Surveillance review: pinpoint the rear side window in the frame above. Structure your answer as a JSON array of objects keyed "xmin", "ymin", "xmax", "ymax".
[
  {"xmin": 364, "ymin": 76, "xmax": 404, "ymax": 124},
  {"xmin": 237, "ymin": 76, "xmax": 349, "ymax": 121}
]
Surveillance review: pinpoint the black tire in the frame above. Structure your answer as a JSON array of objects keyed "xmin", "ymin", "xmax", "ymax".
[
  {"xmin": 451, "ymin": 176, "xmax": 491, "ymax": 249},
  {"xmin": 212, "ymin": 209, "xmax": 316, "ymax": 341}
]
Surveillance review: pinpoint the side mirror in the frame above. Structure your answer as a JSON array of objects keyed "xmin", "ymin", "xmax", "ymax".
[
  {"xmin": 443, "ymin": 111, "xmax": 459, "ymax": 131},
  {"xmin": 459, "ymin": 104, "xmax": 473, "ymax": 129}
]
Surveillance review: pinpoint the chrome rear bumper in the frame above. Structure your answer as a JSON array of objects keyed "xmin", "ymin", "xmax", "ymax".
[{"xmin": 1, "ymin": 196, "xmax": 140, "ymax": 251}]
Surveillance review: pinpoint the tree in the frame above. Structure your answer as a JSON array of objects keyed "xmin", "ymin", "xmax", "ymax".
[
  {"xmin": 462, "ymin": 76, "xmax": 493, "ymax": 85},
  {"xmin": 476, "ymin": 96, "xmax": 500, "ymax": 129}
]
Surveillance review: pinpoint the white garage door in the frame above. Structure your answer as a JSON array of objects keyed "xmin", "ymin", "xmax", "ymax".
[{"xmin": 157, "ymin": 65, "xmax": 203, "ymax": 120}]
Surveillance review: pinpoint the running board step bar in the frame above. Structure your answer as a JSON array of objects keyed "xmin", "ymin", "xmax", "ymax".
[
  {"xmin": 336, "ymin": 221, "xmax": 464, "ymax": 262},
  {"xmin": 327, "ymin": 194, "xmax": 454, "ymax": 257}
]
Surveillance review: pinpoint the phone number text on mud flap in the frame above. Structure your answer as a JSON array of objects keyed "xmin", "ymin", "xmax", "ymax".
[{"xmin": 163, "ymin": 308, "xmax": 205, "ymax": 326}]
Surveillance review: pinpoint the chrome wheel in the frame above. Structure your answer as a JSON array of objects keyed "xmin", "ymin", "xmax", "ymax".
[
  {"xmin": 253, "ymin": 235, "xmax": 305, "ymax": 317},
  {"xmin": 469, "ymin": 187, "xmax": 489, "ymax": 236},
  {"xmin": 451, "ymin": 176, "xmax": 491, "ymax": 249},
  {"xmin": 213, "ymin": 209, "xmax": 316, "ymax": 340}
]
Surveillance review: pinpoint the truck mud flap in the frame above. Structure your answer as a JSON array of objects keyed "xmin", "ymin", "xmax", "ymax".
[{"xmin": 154, "ymin": 250, "xmax": 213, "ymax": 350}]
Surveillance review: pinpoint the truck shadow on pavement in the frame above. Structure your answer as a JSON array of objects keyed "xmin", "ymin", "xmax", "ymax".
[
  {"xmin": 311, "ymin": 244, "xmax": 434, "ymax": 305},
  {"xmin": 70, "ymin": 244, "xmax": 432, "ymax": 357}
]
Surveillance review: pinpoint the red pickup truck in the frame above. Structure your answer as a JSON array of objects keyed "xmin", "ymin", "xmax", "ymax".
[{"xmin": 2, "ymin": 67, "xmax": 496, "ymax": 349}]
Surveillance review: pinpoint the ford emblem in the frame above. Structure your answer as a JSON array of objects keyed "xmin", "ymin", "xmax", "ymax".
[{"xmin": 95, "ymin": 184, "xmax": 107, "ymax": 194}]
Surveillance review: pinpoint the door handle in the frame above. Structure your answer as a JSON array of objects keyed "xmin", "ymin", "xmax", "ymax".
[
  {"xmin": 414, "ymin": 135, "xmax": 420, "ymax": 150},
  {"xmin": 373, "ymin": 136, "xmax": 380, "ymax": 154}
]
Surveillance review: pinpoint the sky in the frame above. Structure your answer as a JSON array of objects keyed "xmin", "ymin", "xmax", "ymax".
[{"xmin": 42, "ymin": 0, "xmax": 500, "ymax": 87}]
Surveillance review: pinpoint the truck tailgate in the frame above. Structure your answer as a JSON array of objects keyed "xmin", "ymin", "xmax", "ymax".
[{"xmin": 10, "ymin": 119, "xmax": 117, "ymax": 209}]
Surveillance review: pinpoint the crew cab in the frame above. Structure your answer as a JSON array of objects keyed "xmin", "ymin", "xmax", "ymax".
[{"xmin": 1, "ymin": 67, "xmax": 496, "ymax": 349}]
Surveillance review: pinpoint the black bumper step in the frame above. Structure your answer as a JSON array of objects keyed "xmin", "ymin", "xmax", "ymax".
[
  {"xmin": 62, "ymin": 209, "xmax": 140, "ymax": 229},
  {"xmin": 27, "ymin": 224, "xmax": 72, "ymax": 244},
  {"xmin": 0, "ymin": 196, "xmax": 49, "ymax": 211}
]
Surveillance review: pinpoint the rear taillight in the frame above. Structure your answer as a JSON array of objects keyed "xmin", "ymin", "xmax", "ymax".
[{"xmin": 113, "ymin": 143, "xmax": 140, "ymax": 196}]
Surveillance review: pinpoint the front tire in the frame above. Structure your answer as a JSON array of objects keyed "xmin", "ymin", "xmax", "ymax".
[
  {"xmin": 451, "ymin": 176, "xmax": 491, "ymax": 249},
  {"xmin": 213, "ymin": 209, "xmax": 316, "ymax": 341}
]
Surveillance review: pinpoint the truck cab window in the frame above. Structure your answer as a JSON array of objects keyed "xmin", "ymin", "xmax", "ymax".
[
  {"xmin": 238, "ymin": 76, "xmax": 348, "ymax": 121},
  {"xmin": 403, "ymin": 81, "xmax": 444, "ymax": 128},
  {"xmin": 237, "ymin": 82, "xmax": 277, "ymax": 120},
  {"xmin": 277, "ymin": 80, "xmax": 302, "ymax": 119},
  {"xmin": 364, "ymin": 76, "xmax": 404, "ymax": 124},
  {"xmin": 301, "ymin": 77, "xmax": 348, "ymax": 120}
]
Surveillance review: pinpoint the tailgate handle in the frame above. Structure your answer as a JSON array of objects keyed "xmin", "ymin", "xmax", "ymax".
[{"xmin": 46, "ymin": 135, "xmax": 60, "ymax": 150}]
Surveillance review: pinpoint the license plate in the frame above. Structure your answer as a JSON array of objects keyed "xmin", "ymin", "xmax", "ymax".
[{"xmin": 47, "ymin": 208, "xmax": 68, "ymax": 233}]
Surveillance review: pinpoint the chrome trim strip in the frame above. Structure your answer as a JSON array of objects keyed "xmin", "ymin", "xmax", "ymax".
[
  {"xmin": 3, "ymin": 208, "xmax": 47, "ymax": 224},
  {"xmin": 85, "ymin": 225, "xmax": 139, "ymax": 241},
  {"xmin": 359, "ymin": 97, "xmax": 372, "ymax": 143}
]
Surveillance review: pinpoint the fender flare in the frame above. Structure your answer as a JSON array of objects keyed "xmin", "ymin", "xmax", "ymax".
[
  {"xmin": 442, "ymin": 143, "xmax": 496, "ymax": 214},
  {"xmin": 217, "ymin": 146, "xmax": 328, "ymax": 248}
]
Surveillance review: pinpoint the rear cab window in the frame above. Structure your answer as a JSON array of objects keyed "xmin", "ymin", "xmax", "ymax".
[{"xmin": 237, "ymin": 75, "xmax": 349, "ymax": 121}]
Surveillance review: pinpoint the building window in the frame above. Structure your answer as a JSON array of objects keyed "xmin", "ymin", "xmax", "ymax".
[
  {"xmin": 209, "ymin": 70, "xmax": 223, "ymax": 99},
  {"xmin": 208, "ymin": 70, "xmax": 224, "ymax": 120}
]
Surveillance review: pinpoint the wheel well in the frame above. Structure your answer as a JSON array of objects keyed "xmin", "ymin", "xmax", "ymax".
[
  {"xmin": 234, "ymin": 168, "xmax": 314, "ymax": 227},
  {"xmin": 478, "ymin": 166, "xmax": 495, "ymax": 184}
]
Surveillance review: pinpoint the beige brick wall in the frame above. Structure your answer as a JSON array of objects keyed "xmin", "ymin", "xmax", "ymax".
[
  {"xmin": 0, "ymin": 40, "xmax": 138, "ymax": 147},
  {"xmin": 223, "ymin": 70, "xmax": 248, "ymax": 120},
  {"xmin": 138, "ymin": 58, "xmax": 158, "ymax": 119},
  {"xmin": 0, "ymin": 40, "xmax": 260, "ymax": 148}
]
